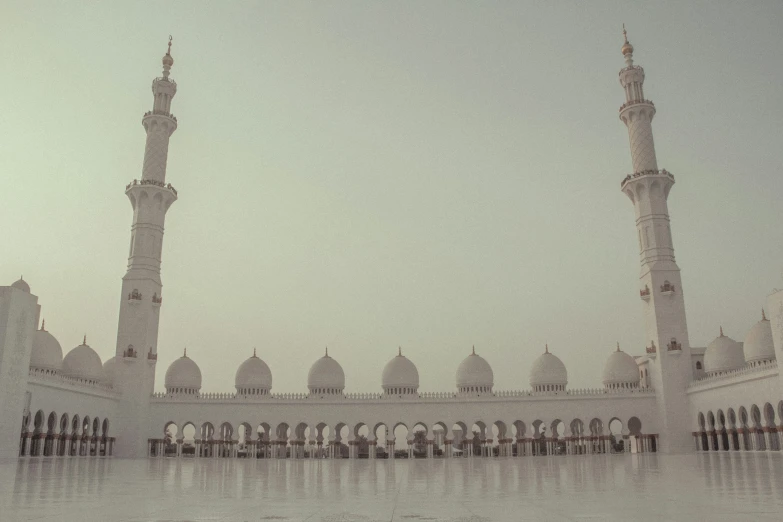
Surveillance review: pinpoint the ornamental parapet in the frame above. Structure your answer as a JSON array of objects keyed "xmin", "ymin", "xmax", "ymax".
[
  {"xmin": 27, "ymin": 367, "xmax": 117, "ymax": 395},
  {"xmin": 620, "ymin": 169, "xmax": 674, "ymax": 189},
  {"xmin": 150, "ymin": 386, "xmax": 654, "ymax": 402},
  {"xmin": 687, "ymin": 360, "xmax": 778, "ymax": 391},
  {"xmin": 125, "ymin": 178, "xmax": 178, "ymax": 196}
]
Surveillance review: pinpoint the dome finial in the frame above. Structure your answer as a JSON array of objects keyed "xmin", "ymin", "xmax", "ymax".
[
  {"xmin": 398, "ymin": 346, "xmax": 402, "ymax": 356},
  {"xmin": 545, "ymin": 344, "xmax": 549, "ymax": 354},
  {"xmin": 161, "ymin": 35, "xmax": 174, "ymax": 78},
  {"xmin": 719, "ymin": 326, "xmax": 724, "ymax": 337},
  {"xmin": 82, "ymin": 334, "xmax": 87, "ymax": 345},
  {"xmin": 472, "ymin": 345, "xmax": 475, "ymax": 355},
  {"xmin": 325, "ymin": 346, "xmax": 328, "ymax": 357},
  {"xmin": 621, "ymin": 23, "xmax": 634, "ymax": 65},
  {"xmin": 40, "ymin": 319, "xmax": 45, "ymax": 331},
  {"xmin": 167, "ymin": 35, "xmax": 172, "ymax": 55},
  {"xmin": 762, "ymin": 308, "xmax": 767, "ymax": 321},
  {"xmin": 183, "ymin": 347, "xmax": 187, "ymax": 357},
  {"xmin": 253, "ymin": 347, "xmax": 257, "ymax": 357},
  {"xmin": 616, "ymin": 342, "xmax": 621, "ymax": 352}
]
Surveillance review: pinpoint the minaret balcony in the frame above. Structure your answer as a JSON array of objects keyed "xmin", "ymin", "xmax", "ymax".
[
  {"xmin": 126, "ymin": 178, "xmax": 178, "ymax": 197},
  {"xmin": 620, "ymin": 169, "xmax": 674, "ymax": 189},
  {"xmin": 640, "ymin": 285, "xmax": 651, "ymax": 301},
  {"xmin": 152, "ymin": 293, "xmax": 163, "ymax": 307},
  {"xmin": 619, "ymin": 99, "xmax": 654, "ymax": 112},
  {"xmin": 659, "ymin": 281, "xmax": 676, "ymax": 296},
  {"xmin": 667, "ymin": 340, "xmax": 682, "ymax": 353},
  {"xmin": 645, "ymin": 341, "xmax": 657, "ymax": 358},
  {"xmin": 143, "ymin": 110, "xmax": 177, "ymax": 123}
]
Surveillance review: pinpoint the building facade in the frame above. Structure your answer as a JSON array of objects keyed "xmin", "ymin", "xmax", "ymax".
[{"xmin": 2, "ymin": 33, "xmax": 781, "ymax": 461}]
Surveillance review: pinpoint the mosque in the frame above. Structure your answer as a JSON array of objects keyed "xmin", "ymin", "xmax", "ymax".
[{"xmin": 1, "ymin": 32, "xmax": 782, "ymax": 461}]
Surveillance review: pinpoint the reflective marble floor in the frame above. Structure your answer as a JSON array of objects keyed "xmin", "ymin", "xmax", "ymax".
[{"xmin": 2, "ymin": 453, "xmax": 782, "ymax": 521}]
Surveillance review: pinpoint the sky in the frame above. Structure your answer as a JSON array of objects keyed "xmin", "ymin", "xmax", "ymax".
[{"xmin": 2, "ymin": 1, "xmax": 782, "ymax": 394}]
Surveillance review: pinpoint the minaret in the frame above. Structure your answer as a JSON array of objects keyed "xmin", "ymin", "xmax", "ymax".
[
  {"xmin": 618, "ymin": 28, "xmax": 693, "ymax": 453},
  {"xmin": 113, "ymin": 38, "xmax": 179, "ymax": 458}
]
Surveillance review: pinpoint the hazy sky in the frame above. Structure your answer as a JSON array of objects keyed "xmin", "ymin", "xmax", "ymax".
[{"xmin": 3, "ymin": 1, "xmax": 782, "ymax": 393}]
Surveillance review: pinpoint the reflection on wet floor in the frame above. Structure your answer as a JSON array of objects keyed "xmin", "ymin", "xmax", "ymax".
[{"xmin": 2, "ymin": 453, "xmax": 782, "ymax": 521}]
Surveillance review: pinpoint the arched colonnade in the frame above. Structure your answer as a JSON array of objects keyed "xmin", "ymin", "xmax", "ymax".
[
  {"xmin": 149, "ymin": 415, "xmax": 657, "ymax": 459},
  {"xmin": 694, "ymin": 401, "xmax": 783, "ymax": 453},
  {"xmin": 19, "ymin": 410, "xmax": 114, "ymax": 457}
]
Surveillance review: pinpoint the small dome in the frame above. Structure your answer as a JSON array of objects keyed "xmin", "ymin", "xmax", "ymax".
[
  {"xmin": 530, "ymin": 346, "xmax": 568, "ymax": 388},
  {"xmin": 164, "ymin": 350, "xmax": 202, "ymax": 391},
  {"xmin": 307, "ymin": 349, "xmax": 345, "ymax": 392},
  {"xmin": 704, "ymin": 328, "xmax": 745, "ymax": 375},
  {"xmin": 11, "ymin": 277, "xmax": 30, "ymax": 293},
  {"xmin": 235, "ymin": 350, "xmax": 273, "ymax": 390},
  {"xmin": 456, "ymin": 347, "xmax": 494, "ymax": 389},
  {"xmin": 602, "ymin": 345, "xmax": 639, "ymax": 387},
  {"xmin": 743, "ymin": 311, "xmax": 775, "ymax": 364},
  {"xmin": 102, "ymin": 356, "xmax": 118, "ymax": 385},
  {"xmin": 162, "ymin": 53, "xmax": 174, "ymax": 67},
  {"xmin": 30, "ymin": 325, "xmax": 63, "ymax": 371},
  {"xmin": 62, "ymin": 339, "xmax": 103, "ymax": 383},
  {"xmin": 382, "ymin": 349, "xmax": 419, "ymax": 390}
]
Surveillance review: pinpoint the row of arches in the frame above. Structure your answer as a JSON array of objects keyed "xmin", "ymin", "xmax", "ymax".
[
  {"xmin": 149, "ymin": 416, "xmax": 656, "ymax": 459},
  {"xmin": 19, "ymin": 410, "xmax": 114, "ymax": 457},
  {"xmin": 695, "ymin": 401, "xmax": 783, "ymax": 452}
]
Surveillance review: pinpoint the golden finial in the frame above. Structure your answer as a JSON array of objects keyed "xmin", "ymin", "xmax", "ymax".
[
  {"xmin": 545, "ymin": 344, "xmax": 549, "ymax": 354},
  {"xmin": 183, "ymin": 347, "xmax": 187, "ymax": 357},
  {"xmin": 398, "ymin": 346, "xmax": 402, "ymax": 356},
  {"xmin": 616, "ymin": 342, "xmax": 620, "ymax": 352},
  {"xmin": 472, "ymin": 345, "xmax": 475, "ymax": 355},
  {"xmin": 762, "ymin": 308, "xmax": 767, "ymax": 321},
  {"xmin": 621, "ymin": 24, "xmax": 634, "ymax": 57},
  {"xmin": 40, "ymin": 319, "xmax": 45, "ymax": 331},
  {"xmin": 253, "ymin": 347, "xmax": 257, "ymax": 357},
  {"xmin": 82, "ymin": 334, "xmax": 87, "ymax": 345},
  {"xmin": 167, "ymin": 35, "xmax": 173, "ymax": 55},
  {"xmin": 325, "ymin": 346, "xmax": 328, "ymax": 357},
  {"xmin": 719, "ymin": 326, "xmax": 724, "ymax": 337}
]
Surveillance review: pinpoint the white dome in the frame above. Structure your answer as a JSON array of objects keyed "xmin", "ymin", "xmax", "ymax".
[
  {"xmin": 235, "ymin": 350, "xmax": 273, "ymax": 390},
  {"xmin": 11, "ymin": 277, "xmax": 30, "ymax": 293},
  {"xmin": 30, "ymin": 326, "xmax": 63, "ymax": 371},
  {"xmin": 308, "ymin": 350, "xmax": 345, "ymax": 391},
  {"xmin": 382, "ymin": 350, "xmax": 419, "ymax": 389},
  {"xmin": 529, "ymin": 347, "xmax": 568, "ymax": 387},
  {"xmin": 704, "ymin": 329, "xmax": 745, "ymax": 374},
  {"xmin": 62, "ymin": 340, "xmax": 103, "ymax": 382},
  {"xmin": 602, "ymin": 346, "xmax": 639, "ymax": 386},
  {"xmin": 102, "ymin": 356, "xmax": 118, "ymax": 385},
  {"xmin": 456, "ymin": 348, "xmax": 494, "ymax": 389},
  {"xmin": 743, "ymin": 313, "xmax": 775, "ymax": 364},
  {"xmin": 164, "ymin": 351, "xmax": 202, "ymax": 390}
]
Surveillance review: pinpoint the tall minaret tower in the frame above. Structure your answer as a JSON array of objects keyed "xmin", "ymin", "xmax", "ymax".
[
  {"xmin": 618, "ymin": 28, "xmax": 693, "ymax": 453},
  {"xmin": 113, "ymin": 38, "xmax": 179, "ymax": 458}
]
